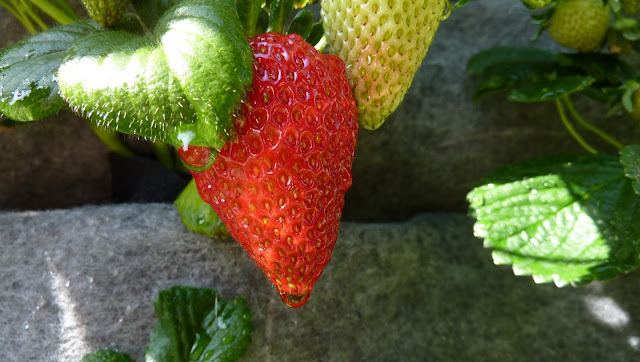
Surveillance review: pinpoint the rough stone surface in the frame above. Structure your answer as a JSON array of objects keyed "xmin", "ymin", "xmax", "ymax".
[{"xmin": 2, "ymin": 204, "xmax": 640, "ymax": 361}]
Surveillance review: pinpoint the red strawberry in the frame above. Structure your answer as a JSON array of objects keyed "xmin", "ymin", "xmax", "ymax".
[{"xmin": 178, "ymin": 32, "xmax": 358, "ymax": 308}]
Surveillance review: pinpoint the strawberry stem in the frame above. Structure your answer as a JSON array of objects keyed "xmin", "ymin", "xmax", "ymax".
[
  {"xmin": 555, "ymin": 98, "xmax": 598, "ymax": 154},
  {"xmin": 562, "ymin": 96, "xmax": 623, "ymax": 150}
]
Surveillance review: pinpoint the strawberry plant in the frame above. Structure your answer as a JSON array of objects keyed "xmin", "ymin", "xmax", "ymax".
[
  {"xmin": 6, "ymin": 0, "xmax": 640, "ymax": 358},
  {"xmin": 468, "ymin": 0, "xmax": 640, "ymax": 287},
  {"xmin": 1, "ymin": 0, "xmax": 457, "ymax": 311}
]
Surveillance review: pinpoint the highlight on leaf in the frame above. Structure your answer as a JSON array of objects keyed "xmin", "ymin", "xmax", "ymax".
[{"xmin": 467, "ymin": 153, "xmax": 640, "ymax": 287}]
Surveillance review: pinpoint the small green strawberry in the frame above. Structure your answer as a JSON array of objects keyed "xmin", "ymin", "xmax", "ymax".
[
  {"xmin": 321, "ymin": 0, "xmax": 447, "ymax": 130},
  {"xmin": 82, "ymin": 0, "xmax": 131, "ymax": 28},
  {"xmin": 521, "ymin": 0, "xmax": 552, "ymax": 9},
  {"xmin": 547, "ymin": 0, "xmax": 610, "ymax": 53},
  {"xmin": 621, "ymin": 0, "xmax": 640, "ymax": 15}
]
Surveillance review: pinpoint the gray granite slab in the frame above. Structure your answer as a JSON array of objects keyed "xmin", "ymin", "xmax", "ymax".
[{"xmin": 2, "ymin": 204, "xmax": 640, "ymax": 361}]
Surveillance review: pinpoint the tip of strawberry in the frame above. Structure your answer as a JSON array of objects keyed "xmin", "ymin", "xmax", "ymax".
[{"xmin": 280, "ymin": 291, "xmax": 311, "ymax": 308}]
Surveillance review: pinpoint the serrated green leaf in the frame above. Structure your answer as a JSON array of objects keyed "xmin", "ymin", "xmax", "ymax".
[
  {"xmin": 175, "ymin": 179, "xmax": 230, "ymax": 238},
  {"xmin": 190, "ymin": 297, "xmax": 253, "ymax": 362},
  {"xmin": 131, "ymin": 0, "xmax": 182, "ymax": 30},
  {"xmin": 82, "ymin": 349, "xmax": 135, "ymax": 362},
  {"xmin": 0, "ymin": 20, "xmax": 101, "ymax": 121},
  {"xmin": 287, "ymin": 9, "xmax": 313, "ymax": 39},
  {"xmin": 467, "ymin": 46, "xmax": 558, "ymax": 76},
  {"xmin": 59, "ymin": 0, "xmax": 253, "ymax": 150},
  {"xmin": 145, "ymin": 286, "xmax": 252, "ymax": 362},
  {"xmin": 620, "ymin": 145, "xmax": 640, "ymax": 196},
  {"xmin": 507, "ymin": 75, "xmax": 596, "ymax": 102},
  {"xmin": 467, "ymin": 154, "xmax": 640, "ymax": 287}
]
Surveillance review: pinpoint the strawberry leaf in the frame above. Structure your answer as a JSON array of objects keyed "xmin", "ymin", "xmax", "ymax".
[
  {"xmin": 175, "ymin": 179, "xmax": 230, "ymax": 239},
  {"xmin": 269, "ymin": 0, "xmax": 294, "ymax": 34},
  {"xmin": 0, "ymin": 20, "xmax": 101, "ymax": 121},
  {"xmin": 306, "ymin": 22, "xmax": 324, "ymax": 46},
  {"xmin": 467, "ymin": 46, "xmax": 558, "ymax": 76},
  {"xmin": 467, "ymin": 153, "xmax": 640, "ymax": 286},
  {"xmin": 58, "ymin": 0, "xmax": 253, "ymax": 150},
  {"xmin": 236, "ymin": 0, "xmax": 263, "ymax": 37},
  {"xmin": 82, "ymin": 349, "xmax": 135, "ymax": 362},
  {"xmin": 507, "ymin": 75, "xmax": 596, "ymax": 102},
  {"xmin": 620, "ymin": 145, "xmax": 640, "ymax": 196},
  {"xmin": 145, "ymin": 286, "xmax": 252, "ymax": 362},
  {"xmin": 287, "ymin": 9, "xmax": 313, "ymax": 39},
  {"xmin": 131, "ymin": 0, "xmax": 182, "ymax": 30}
]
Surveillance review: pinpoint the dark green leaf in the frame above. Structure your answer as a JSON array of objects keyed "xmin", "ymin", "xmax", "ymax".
[
  {"xmin": 471, "ymin": 61, "xmax": 558, "ymax": 100},
  {"xmin": 621, "ymin": 80, "xmax": 639, "ymax": 113},
  {"xmin": 0, "ymin": 20, "xmax": 101, "ymax": 121},
  {"xmin": 467, "ymin": 46, "xmax": 558, "ymax": 76},
  {"xmin": 306, "ymin": 21, "xmax": 324, "ymax": 46},
  {"xmin": 175, "ymin": 179, "xmax": 230, "ymax": 239},
  {"xmin": 131, "ymin": 0, "xmax": 182, "ymax": 30},
  {"xmin": 287, "ymin": 9, "xmax": 313, "ymax": 39},
  {"xmin": 558, "ymin": 53, "xmax": 635, "ymax": 85},
  {"xmin": 58, "ymin": 0, "xmax": 253, "ymax": 150},
  {"xmin": 145, "ymin": 286, "xmax": 252, "ymax": 362},
  {"xmin": 190, "ymin": 297, "xmax": 253, "ymax": 362},
  {"xmin": 256, "ymin": 8, "xmax": 269, "ymax": 35},
  {"xmin": 82, "ymin": 349, "xmax": 135, "ymax": 362},
  {"xmin": 612, "ymin": 16, "xmax": 639, "ymax": 31},
  {"xmin": 467, "ymin": 153, "xmax": 640, "ymax": 286},
  {"xmin": 235, "ymin": 0, "xmax": 263, "ymax": 37},
  {"xmin": 507, "ymin": 75, "xmax": 596, "ymax": 102},
  {"xmin": 621, "ymin": 145, "xmax": 640, "ymax": 195},
  {"xmin": 269, "ymin": 0, "xmax": 294, "ymax": 34}
]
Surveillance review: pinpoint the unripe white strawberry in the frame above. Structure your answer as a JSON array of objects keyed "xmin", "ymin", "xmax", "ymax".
[{"xmin": 321, "ymin": 0, "xmax": 447, "ymax": 130}]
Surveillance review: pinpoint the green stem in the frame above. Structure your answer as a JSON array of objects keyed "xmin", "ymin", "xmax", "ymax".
[
  {"xmin": 3, "ymin": 0, "xmax": 38, "ymax": 34},
  {"xmin": 151, "ymin": 141, "xmax": 175, "ymax": 169},
  {"xmin": 30, "ymin": 0, "xmax": 76, "ymax": 24},
  {"xmin": 562, "ymin": 96, "xmax": 624, "ymax": 150},
  {"xmin": 86, "ymin": 121, "xmax": 135, "ymax": 157},
  {"xmin": 18, "ymin": 0, "xmax": 48, "ymax": 31},
  {"xmin": 51, "ymin": 0, "xmax": 77, "ymax": 19},
  {"xmin": 555, "ymin": 99, "xmax": 598, "ymax": 154}
]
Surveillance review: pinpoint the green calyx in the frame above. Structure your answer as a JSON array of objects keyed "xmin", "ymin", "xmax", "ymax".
[
  {"xmin": 58, "ymin": 0, "xmax": 253, "ymax": 150},
  {"xmin": 235, "ymin": 0, "xmax": 323, "ymax": 45}
]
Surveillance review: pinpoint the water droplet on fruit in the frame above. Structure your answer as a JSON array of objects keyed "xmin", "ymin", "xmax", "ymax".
[{"xmin": 280, "ymin": 291, "xmax": 310, "ymax": 308}]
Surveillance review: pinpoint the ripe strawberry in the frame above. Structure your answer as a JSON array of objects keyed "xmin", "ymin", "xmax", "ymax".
[
  {"xmin": 321, "ymin": 0, "xmax": 447, "ymax": 130},
  {"xmin": 547, "ymin": 0, "xmax": 610, "ymax": 52},
  {"xmin": 179, "ymin": 32, "xmax": 358, "ymax": 308},
  {"xmin": 82, "ymin": 0, "xmax": 130, "ymax": 28}
]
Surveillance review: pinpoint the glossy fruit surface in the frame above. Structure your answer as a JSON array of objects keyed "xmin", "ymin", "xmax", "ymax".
[{"xmin": 182, "ymin": 32, "xmax": 358, "ymax": 307}]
